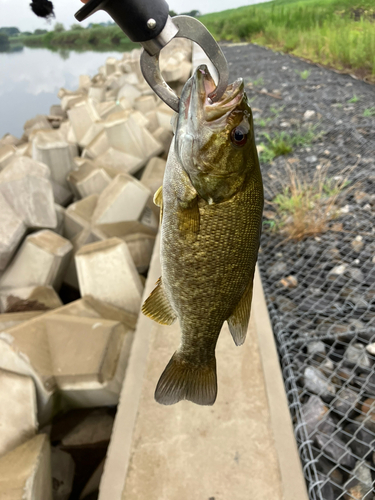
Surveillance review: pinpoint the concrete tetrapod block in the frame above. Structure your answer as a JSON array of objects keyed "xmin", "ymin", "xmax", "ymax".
[
  {"xmin": 104, "ymin": 112, "xmax": 163, "ymax": 162},
  {"xmin": 0, "ymin": 285, "xmax": 63, "ymax": 314},
  {"xmin": 0, "ymin": 311, "xmax": 44, "ymax": 332},
  {"xmin": 0, "ymin": 434, "xmax": 52, "ymax": 500},
  {"xmin": 0, "ymin": 192, "xmax": 26, "ymax": 271},
  {"xmin": 95, "ymin": 147, "xmax": 144, "ymax": 176},
  {"xmin": 76, "ymin": 238, "xmax": 144, "ymax": 314},
  {"xmin": 55, "ymin": 204, "xmax": 65, "ymax": 235},
  {"xmin": 51, "ymin": 447, "xmax": 75, "ymax": 500},
  {"xmin": 122, "ymin": 232, "xmax": 156, "ymax": 273},
  {"xmin": 0, "ymin": 144, "xmax": 16, "ymax": 169},
  {"xmin": 63, "ymin": 228, "xmax": 102, "ymax": 290},
  {"xmin": 0, "ymin": 370, "xmax": 37, "ymax": 457},
  {"xmin": 32, "ymin": 130, "xmax": 75, "ymax": 188},
  {"xmin": 1, "ymin": 155, "xmax": 50, "ymax": 181},
  {"xmin": 79, "ymin": 75, "xmax": 91, "ymax": 89},
  {"xmin": 140, "ymin": 157, "xmax": 166, "ymax": 195},
  {"xmin": 88, "ymin": 85, "xmax": 106, "ymax": 103},
  {"xmin": 0, "ymin": 133, "xmax": 21, "ymax": 147},
  {"xmin": 44, "ymin": 314, "xmax": 125, "ymax": 387},
  {"xmin": 67, "ymin": 163, "xmax": 112, "ymax": 199},
  {"xmin": 23, "ymin": 114, "xmax": 52, "ymax": 139},
  {"xmin": 117, "ymin": 83, "xmax": 141, "ymax": 106},
  {"xmin": 0, "ymin": 169, "xmax": 57, "ymax": 228},
  {"xmin": 67, "ymin": 99, "xmax": 101, "ymax": 145},
  {"xmin": 63, "ymin": 194, "xmax": 98, "ymax": 240},
  {"xmin": 82, "ymin": 130, "xmax": 109, "ymax": 160},
  {"xmin": 152, "ymin": 127, "xmax": 173, "ymax": 157},
  {"xmin": 133, "ymin": 95, "xmax": 157, "ymax": 115},
  {"xmin": 0, "ymin": 230, "xmax": 73, "ymax": 292},
  {"xmin": 91, "ymin": 174, "xmax": 152, "ymax": 236},
  {"xmin": 0, "ymin": 297, "xmax": 135, "ymax": 422}
]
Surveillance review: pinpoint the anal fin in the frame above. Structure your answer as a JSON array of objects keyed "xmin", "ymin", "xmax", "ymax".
[
  {"xmin": 227, "ymin": 276, "xmax": 254, "ymax": 346},
  {"xmin": 141, "ymin": 277, "xmax": 177, "ymax": 325}
]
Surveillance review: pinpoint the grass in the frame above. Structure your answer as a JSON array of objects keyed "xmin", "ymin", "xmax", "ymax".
[
  {"xmin": 200, "ymin": 0, "xmax": 375, "ymax": 82},
  {"xmin": 259, "ymin": 126, "xmax": 321, "ymax": 163},
  {"xmin": 264, "ymin": 161, "xmax": 354, "ymax": 240},
  {"xmin": 363, "ymin": 107, "xmax": 375, "ymax": 116},
  {"xmin": 297, "ymin": 69, "xmax": 311, "ymax": 79},
  {"xmin": 348, "ymin": 94, "xmax": 360, "ymax": 102}
]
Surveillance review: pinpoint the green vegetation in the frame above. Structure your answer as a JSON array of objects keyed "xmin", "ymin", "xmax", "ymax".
[
  {"xmin": 14, "ymin": 23, "xmax": 137, "ymax": 51},
  {"xmin": 200, "ymin": 0, "xmax": 375, "ymax": 82},
  {"xmin": 348, "ymin": 93, "xmax": 360, "ymax": 102},
  {"xmin": 297, "ymin": 69, "xmax": 311, "ymax": 79},
  {"xmin": 265, "ymin": 163, "xmax": 352, "ymax": 240},
  {"xmin": 363, "ymin": 107, "xmax": 375, "ymax": 116},
  {"xmin": 0, "ymin": 33, "xmax": 9, "ymax": 51},
  {"xmin": 0, "ymin": 27, "xmax": 20, "ymax": 36},
  {"xmin": 259, "ymin": 126, "xmax": 320, "ymax": 162}
]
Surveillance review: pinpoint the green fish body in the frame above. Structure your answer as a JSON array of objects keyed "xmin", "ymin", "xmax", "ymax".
[{"xmin": 142, "ymin": 65, "xmax": 263, "ymax": 406}]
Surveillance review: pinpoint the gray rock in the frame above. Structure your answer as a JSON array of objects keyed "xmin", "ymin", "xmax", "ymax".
[
  {"xmin": 307, "ymin": 341, "xmax": 326, "ymax": 360},
  {"xmin": 267, "ymin": 261, "xmax": 287, "ymax": 278},
  {"xmin": 333, "ymin": 388, "xmax": 358, "ymax": 417},
  {"xmin": 275, "ymin": 295, "xmax": 296, "ymax": 312},
  {"xmin": 301, "ymin": 395, "xmax": 335, "ymax": 437},
  {"xmin": 344, "ymin": 343, "xmax": 371, "ymax": 370},
  {"xmin": 304, "ymin": 367, "xmax": 336, "ymax": 401},
  {"xmin": 315, "ymin": 433, "xmax": 355, "ymax": 469},
  {"xmin": 344, "ymin": 424, "xmax": 374, "ymax": 459},
  {"xmin": 51, "ymin": 448, "xmax": 75, "ymax": 500},
  {"xmin": 347, "ymin": 267, "xmax": 364, "ymax": 283},
  {"xmin": 344, "ymin": 461, "xmax": 373, "ymax": 500},
  {"xmin": 305, "ymin": 155, "xmax": 318, "ymax": 163}
]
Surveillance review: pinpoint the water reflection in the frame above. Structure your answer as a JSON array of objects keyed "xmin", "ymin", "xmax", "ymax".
[{"xmin": 0, "ymin": 46, "xmax": 124, "ymax": 138}]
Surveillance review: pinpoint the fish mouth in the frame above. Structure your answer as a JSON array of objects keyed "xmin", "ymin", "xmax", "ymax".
[{"xmin": 180, "ymin": 65, "xmax": 244, "ymax": 124}]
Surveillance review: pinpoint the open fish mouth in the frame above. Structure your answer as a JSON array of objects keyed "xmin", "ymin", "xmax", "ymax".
[{"xmin": 180, "ymin": 65, "xmax": 244, "ymax": 124}]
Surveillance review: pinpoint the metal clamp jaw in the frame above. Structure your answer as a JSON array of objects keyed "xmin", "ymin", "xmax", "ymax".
[{"xmin": 75, "ymin": 0, "xmax": 228, "ymax": 112}]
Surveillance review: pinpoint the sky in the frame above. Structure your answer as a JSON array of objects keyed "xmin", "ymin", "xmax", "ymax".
[{"xmin": 0, "ymin": 0, "xmax": 268, "ymax": 32}]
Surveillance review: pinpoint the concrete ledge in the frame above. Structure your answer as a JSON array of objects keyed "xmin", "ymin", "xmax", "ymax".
[{"xmin": 98, "ymin": 239, "xmax": 308, "ymax": 500}]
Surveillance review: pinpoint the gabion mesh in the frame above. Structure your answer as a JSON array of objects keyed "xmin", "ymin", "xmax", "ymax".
[{"xmin": 251, "ymin": 64, "xmax": 375, "ymax": 500}]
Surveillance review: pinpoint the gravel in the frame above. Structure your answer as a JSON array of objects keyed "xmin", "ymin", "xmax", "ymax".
[{"xmin": 221, "ymin": 42, "xmax": 375, "ymax": 500}]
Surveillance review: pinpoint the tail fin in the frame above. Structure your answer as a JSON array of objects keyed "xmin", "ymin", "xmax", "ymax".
[{"xmin": 155, "ymin": 351, "xmax": 217, "ymax": 406}]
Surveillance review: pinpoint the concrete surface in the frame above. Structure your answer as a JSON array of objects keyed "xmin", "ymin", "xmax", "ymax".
[
  {"xmin": 75, "ymin": 238, "xmax": 144, "ymax": 314},
  {"xmin": 0, "ymin": 369, "xmax": 37, "ymax": 457},
  {"xmin": 0, "ymin": 434, "xmax": 52, "ymax": 500},
  {"xmin": 98, "ymin": 238, "xmax": 309, "ymax": 500}
]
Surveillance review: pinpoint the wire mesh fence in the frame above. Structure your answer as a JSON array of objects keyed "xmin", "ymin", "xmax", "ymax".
[{"xmin": 251, "ymin": 55, "xmax": 375, "ymax": 500}]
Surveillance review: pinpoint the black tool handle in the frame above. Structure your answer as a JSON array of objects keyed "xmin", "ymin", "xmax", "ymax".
[{"xmin": 75, "ymin": 0, "xmax": 170, "ymax": 43}]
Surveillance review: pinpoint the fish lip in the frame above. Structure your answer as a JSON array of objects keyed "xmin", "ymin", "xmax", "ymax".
[{"xmin": 180, "ymin": 65, "xmax": 244, "ymax": 123}]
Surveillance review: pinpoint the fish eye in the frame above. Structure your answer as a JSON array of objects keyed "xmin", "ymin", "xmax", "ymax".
[{"xmin": 231, "ymin": 126, "xmax": 247, "ymax": 147}]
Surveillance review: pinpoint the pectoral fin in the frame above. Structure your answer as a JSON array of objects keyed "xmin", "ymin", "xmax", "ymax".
[
  {"xmin": 227, "ymin": 276, "xmax": 254, "ymax": 346},
  {"xmin": 177, "ymin": 197, "xmax": 200, "ymax": 241},
  {"xmin": 141, "ymin": 277, "xmax": 177, "ymax": 325},
  {"xmin": 153, "ymin": 186, "xmax": 163, "ymax": 223}
]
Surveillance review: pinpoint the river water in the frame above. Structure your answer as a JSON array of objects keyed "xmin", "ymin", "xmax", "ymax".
[{"xmin": 0, "ymin": 46, "xmax": 124, "ymax": 139}]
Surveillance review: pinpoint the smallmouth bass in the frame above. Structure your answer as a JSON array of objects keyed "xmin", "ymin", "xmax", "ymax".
[{"xmin": 142, "ymin": 65, "xmax": 264, "ymax": 406}]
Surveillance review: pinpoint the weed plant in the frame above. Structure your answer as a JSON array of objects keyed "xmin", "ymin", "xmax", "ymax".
[
  {"xmin": 264, "ymin": 160, "xmax": 355, "ymax": 240},
  {"xmin": 259, "ymin": 126, "xmax": 321, "ymax": 163}
]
